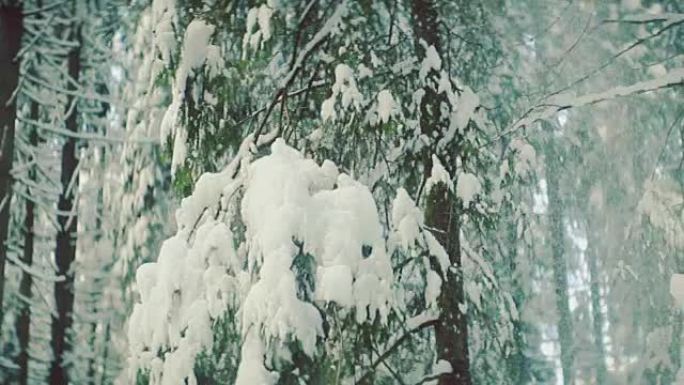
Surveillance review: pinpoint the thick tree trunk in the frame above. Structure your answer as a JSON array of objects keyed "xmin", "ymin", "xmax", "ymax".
[
  {"xmin": 544, "ymin": 128, "xmax": 575, "ymax": 385},
  {"xmin": 99, "ymin": 322, "xmax": 111, "ymax": 385},
  {"xmin": 49, "ymin": 24, "xmax": 81, "ymax": 385},
  {"xmin": 16, "ymin": 103, "xmax": 39, "ymax": 385},
  {"xmin": 425, "ymin": 184, "xmax": 471, "ymax": 385},
  {"xmin": 0, "ymin": 3, "xmax": 23, "ymax": 336},
  {"xmin": 411, "ymin": 1, "xmax": 471, "ymax": 384},
  {"xmin": 17, "ymin": 0, "xmax": 41, "ymax": 378},
  {"xmin": 86, "ymin": 319, "xmax": 98, "ymax": 385},
  {"xmin": 586, "ymin": 233, "xmax": 607, "ymax": 385},
  {"xmin": 505, "ymin": 221, "xmax": 531, "ymax": 385}
]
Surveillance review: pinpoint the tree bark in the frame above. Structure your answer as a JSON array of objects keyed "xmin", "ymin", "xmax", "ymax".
[
  {"xmin": 544, "ymin": 126, "xmax": 575, "ymax": 385},
  {"xmin": 16, "ymin": 102, "xmax": 39, "ymax": 385},
  {"xmin": 49, "ymin": 23, "xmax": 81, "ymax": 385},
  {"xmin": 0, "ymin": 3, "xmax": 23, "ymax": 337},
  {"xmin": 425, "ymin": 184, "xmax": 471, "ymax": 385},
  {"xmin": 586, "ymin": 230, "xmax": 607, "ymax": 385},
  {"xmin": 87, "ymin": 164, "xmax": 105, "ymax": 385},
  {"xmin": 505, "ymin": 221, "xmax": 532, "ymax": 385},
  {"xmin": 99, "ymin": 322, "xmax": 111, "ymax": 385},
  {"xmin": 411, "ymin": 1, "xmax": 471, "ymax": 384},
  {"xmin": 17, "ymin": 0, "xmax": 41, "ymax": 378}
]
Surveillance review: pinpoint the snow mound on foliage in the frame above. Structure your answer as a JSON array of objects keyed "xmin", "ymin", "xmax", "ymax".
[
  {"xmin": 425, "ymin": 155, "xmax": 452, "ymax": 195},
  {"xmin": 240, "ymin": 139, "xmax": 393, "ymax": 347},
  {"xmin": 391, "ymin": 188, "xmax": 423, "ymax": 250},
  {"xmin": 456, "ymin": 172, "xmax": 481, "ymax": 207},
  {"xmin": 128, "ymin": 220, "xmax": 241, "ymax": 385},
  {"xmin": 130, "ymin": 139, "xmax": 393, "ymax": 384},
  {"xmin": 419, "ymin": 44, "xmax": 441, "ymax": 80},
  {"xmin": 377, "ymin": 89, "xmax": 396, "ymax": 123}
]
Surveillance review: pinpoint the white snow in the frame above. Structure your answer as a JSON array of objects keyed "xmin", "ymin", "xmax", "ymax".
[
  {"xmin": 425, "ymin": 269, "xmax": 442, "ymax": 308},
  {"xmin": 238, "ymin": 139, "xmax": 393, "ymax": 377},
  {"xmin": 321, "ymin": 62, "xmax": 364, "ymax": 122},
  {"xmin": 317, "ymin": 265, "xmax": 354, "ymax": 307},
  {"xmin": 242, "ymin": 4, "xmax": 275, "ymax": 52},
  {"xmin": 454, "ymin": 86, "xmax": 479, "ymax": 131},
  {"xmin": 151, "ymin": 0, "xmax": 176, "ymax": 65},
  {"xmin": 377, "ymin": 89, "xmax": 396, "ymax": 124},
  {"xmin": 423, "ymin": 231, "xmax": 450, "ymax": 274},
  {"xmin": 419, "ymin": 44, "xmax": 441, "ymax": 80},
  {"xmin": 456, "ymin": 172, "xmax": 481, "ymax": 207},
  {"xmin": 321, "ymin": 96, "xmax": 336, "ymax": 122},
  {"xmin": 170, "ymin": 123, "xmax": 187, "ymax": 174},
  {"xmin": 637, "ymin": 178, "xmax": 684, "ymax": 249},
  {"xmin": 235, "ymin": 331, "xmax": 279, "ymax": 385},
  {"xmin": 182, "ymin": 20, "xmax": 215, "ymax": 70},
  {"xmin": 622, "ymin": 0, "xmax": 641, "ymax": 11},
  {"xmin": 333, "ymin": 63, "xmax": 363, "ymax": 109},
  {"xmin": 160, "ymin": 19, "xmax": 217, "ymax": 176},
  {"xmin": 406, "ymin": 312, "xmax": 437, "ymax": 329},
  {"xmin": 510, "ymin": 138, "xmax": 537, "ymax": 175},
  {"xmin": 257, "ymin": 4, "xmax": 274, "ymax": 42},
  {"xmin": 648, "ymin": 64, "xmax": 667, "ymax": 77},
  {"xmin": 424, "ymin": 155, "xmax": 452, "ymax": 196},
  {"xmin": 434, "ymin": 359, "xmax": 452, "ymax": 375},
  {"xmin": 437, "ymin": 70, "xmax": 452, "ymax": 95},
  {"xmin": 391, "ymin": 188, "xmax": 423, "ymax": 250},
  {"xmin": 244, "ymin": 7, "xmax": 258, "ymax": 50},
  {"xmin": 128, "ymin": 221, "xmax": 239, "ymax": 385},
  {"xmin": 670, "ymin": 274, "xmax": 684, "ymax": 308},
  {"xmin": 412, "ymin": 88, "xmax": 425, "ymax": 112},
  {"xmin": 154, "ymin": 18, "xmax": 176, "ymax": 66},
  {"xmin": 466, "ymin": 281, "xmax": 482, "ymax": 310},
  {"xmin": 512, "ymin": 67, "xmax": 684, "ymax": 135},
  {"xmin": 174, "ymin": 19, "xmax": 216, "ymax": 101},
  {"xmin": 370, "ymin": 50, "xmax": 383, "ymax": 67},
  {"xmin": 131, "ymin": 139, "xmax": 396, "ymax": 384},
  {"xmin": 357, "ymin": 63, "xmax": 373, "ymax": 79},
  {"xmin": 175, "ymin": 170, "xmax": 234, "ymax": 235}
]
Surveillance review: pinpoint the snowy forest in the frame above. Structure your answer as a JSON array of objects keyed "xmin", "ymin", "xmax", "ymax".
[{"xmin": 0, "ymin": 0, "xmax": 683, "ymax": 384}]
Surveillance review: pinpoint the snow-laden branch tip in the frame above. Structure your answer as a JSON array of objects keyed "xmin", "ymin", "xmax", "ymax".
[
  {"xmin": 18, "ymin": 117, "xmax": 158, "ymax": 144},
  {"xmin": 253, "ymin": 3, "xmax": 347, "ymax": 141},
  {"xmin": 414, "ymin": 360, "xmax": 453, "ymax": 385},
  {"xmin": 23, "ymin": 71, "xmax": 115, "ymax": 105},
  {"xmin": 604, "ymin": 12, "xmax": 684, "ymax": 25},
  {"xmin": 6, "ymin": 252, "xmax": 65, "ymax": 283},
  {"xmin": 22, "ymin": 0, "xmax": 68, "ymax": 16},
  {"xmin": 493, "ymin": 68, "xmax": 684, "ymax": 146},
  {"xmin": 279, "ymin": 3, "xmax": 346, "ymax": 89},
  {"xmin": 355, "ymin": 316, "xmax": 438, "ymax": 385}
]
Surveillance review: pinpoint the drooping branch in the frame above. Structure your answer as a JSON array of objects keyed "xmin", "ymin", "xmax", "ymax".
[
  {"xmin": 252, "ymin": 3, "xmax": 346, "ymax": 142},
  {"xmin": 355, "ymin": 318, "xmax": 437, "ymax": 385},
  {"xmin": 489, "ymin": 68, "xmax": 684, "ymax": 147},
  {"xmin": 603, "ymin": 12, "xmax": 684, "ymax": 25},
  {"xmin": 544, "ymin": 14, "xmax": 683, "ymax": 102}
]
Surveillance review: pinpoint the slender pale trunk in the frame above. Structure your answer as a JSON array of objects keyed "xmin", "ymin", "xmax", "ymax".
[
  {"xmin": 87, "ymin": 152, "xmax": 105, "ymax": 385},
  {"xmin": 0, "ymin": 3, "xmax": 23, "ymax": 335},
  {"xmin": 411, "ymin": 1, "xmax": 471, "ymax": 383},
  {"xmin": 544, "ymin": 126, "xmax": 574, "ymax": 385},
  {"xmin": 49, "ymin": 21, "xmax": 81, "ymax": 385}
]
